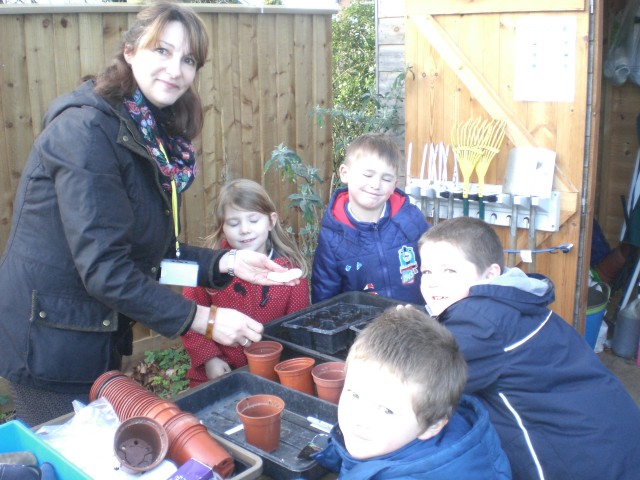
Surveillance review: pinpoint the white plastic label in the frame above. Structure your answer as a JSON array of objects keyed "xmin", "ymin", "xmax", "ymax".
[{"xmin": 159, "ymin": 259, "xmax": 199, "ymax": 287}]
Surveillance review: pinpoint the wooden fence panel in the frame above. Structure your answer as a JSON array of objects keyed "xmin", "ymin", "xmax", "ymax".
[{"xmin": 0, "ymin": 5, "xmax": 334, "ymax": 255}]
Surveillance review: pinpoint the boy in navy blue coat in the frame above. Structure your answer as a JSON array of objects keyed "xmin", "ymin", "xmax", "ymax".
[
  {"xmin": 419, "ymin": 216, "xmax": 640, "ymax": 479},
  {"xmin": 312, "ymin": 133, "xmax": 429, "ymax": 304},
  {"xmin": 314, "ymin": 307, "xmax": 512, "ymax": 479}
]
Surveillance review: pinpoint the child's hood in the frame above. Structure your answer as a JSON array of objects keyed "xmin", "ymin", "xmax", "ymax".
[
  {"xmin": 469, "ymin": 267, "xmax": 555, "ymax": 314},
  {"xmin": 329, "ymin": 187, "xmax": 407, "ymax": 228},
  {"xmin": 313, "ymin": 395, "xmax": 510, "ymax": 479}
]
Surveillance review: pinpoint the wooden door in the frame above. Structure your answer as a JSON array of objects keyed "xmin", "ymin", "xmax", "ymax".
[{"xmin": 404, "ymin": 0, "xmax": 602, "ymax": 326}]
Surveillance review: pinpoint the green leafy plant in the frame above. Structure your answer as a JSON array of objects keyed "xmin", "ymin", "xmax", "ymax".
[
  {"xmin": 131, "ymin": 346, "xmax": 191, "ymax": 399},
  {"xmin": 332, "ymin": 0, "xmax": 376, "ymax": 114},
  {"xmin": 264, "ymin": 144, "xmax": 324, "ymax": 266},
  {"xmin": 264, "ymin": 2, "xmax": 409, "ymax": 264},
  {"xmin": 0, "ymin": 411, "xmax": 13, "ymax": 425},
  {"xmin": 313, "ymin": 0, "xmax": 411, "ymax": 185},
  {"xmin": 0, "ymin": 394, "xmax": 14, "ymax": 425},
  {"xmin": 313, "ymin": 67, "xmax": 411, "ymax": 186}
]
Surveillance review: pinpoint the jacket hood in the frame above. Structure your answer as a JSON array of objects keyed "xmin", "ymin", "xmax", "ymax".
[
  {"xmin": 41, "ymin": 80, "xmax": 115, "ymax": 129},
  {"xmin": 314, "ymin": 395, "xmax": 511, "ymax": 479},
  {"xmin": 329, "ymin": 187, "xmax": 408, "ymax": 229},
  {"xmin": 469, "ymin": 267, "xmax": 555, "ymax": 316}
]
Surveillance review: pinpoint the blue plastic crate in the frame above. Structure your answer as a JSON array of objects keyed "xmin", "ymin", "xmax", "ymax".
[{"xmin": 0, "ymin": 420, "xmax": 90, "ymax": 480}]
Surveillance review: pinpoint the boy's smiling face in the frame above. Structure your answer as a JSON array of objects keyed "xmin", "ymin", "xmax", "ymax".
[
  {"xmin": 338, "ymin": 359, "xmax": 433, "ymax": 459},
  {"xmin": 419, "ymin": 241, "xmax": 487, "ymax": 316},
  {"xmin": 339, "ymin": 153, "xmax": 397, "ymax": 222}
]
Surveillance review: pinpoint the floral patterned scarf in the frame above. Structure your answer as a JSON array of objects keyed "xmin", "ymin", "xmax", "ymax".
[{"xmin": 124, "ymin": 89, "xmax": 196, "ymax": 193}]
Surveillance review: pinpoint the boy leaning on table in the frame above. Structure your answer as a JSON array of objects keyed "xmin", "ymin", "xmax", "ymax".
[{"xmin": 313, "ymin": 307, "xmax": 511, "ymax": 479}]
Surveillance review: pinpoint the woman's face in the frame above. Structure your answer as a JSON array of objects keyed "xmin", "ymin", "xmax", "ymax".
[{"xmin": 124, "ymin": 21, "xmax": 197, "ymax": 108}]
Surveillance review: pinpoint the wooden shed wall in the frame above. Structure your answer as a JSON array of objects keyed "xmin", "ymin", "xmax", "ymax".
[
  {"xmin": 392, "ymin": 0, "xmax": 601, "ymax": 326},
  {"xmin": 0, "ymin": 4, "xmax": 334, "ymax": 344},
  {"xmin": 597, "ymin": 0, "xmax": 640, "ymax": 249},
  {"xmin": 598, "ymin": 82, "xmax": 640, "ymax": 247}
]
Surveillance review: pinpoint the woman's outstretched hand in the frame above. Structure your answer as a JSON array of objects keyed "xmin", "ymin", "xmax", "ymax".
[{"xmin": 221, "ymin": 249, "xmax": 302, "ymax": 286}]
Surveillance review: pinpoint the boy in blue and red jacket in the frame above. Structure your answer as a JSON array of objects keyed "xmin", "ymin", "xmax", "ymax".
[{"xmin": 312, "ymin": 133, "xmax": 429, "ymax": 304}]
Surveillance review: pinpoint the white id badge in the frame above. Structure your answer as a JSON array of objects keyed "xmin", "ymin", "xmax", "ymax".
[{"xmin": 159, "ymin": 259, "xmax": 199, "ymax": 287}]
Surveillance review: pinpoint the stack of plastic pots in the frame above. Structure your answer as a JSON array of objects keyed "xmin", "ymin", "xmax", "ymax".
[{"xmin": 91, "ymin": 370, "xmax": 234, "ymax": 478}]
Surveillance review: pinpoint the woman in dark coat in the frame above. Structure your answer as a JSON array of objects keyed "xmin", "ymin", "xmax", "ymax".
[{"xmin": 0, "ymin": 2, "xmax": 295, "ymax": 426}]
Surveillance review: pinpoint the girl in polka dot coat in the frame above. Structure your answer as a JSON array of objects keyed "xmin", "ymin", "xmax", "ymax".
[{"xmin": 182, "ymin": 179, "xmax": 309, "ymax": 387}]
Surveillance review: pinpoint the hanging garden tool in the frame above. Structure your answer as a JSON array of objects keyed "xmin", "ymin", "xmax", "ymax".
[
  {"xmin": 475, "ymin": 119, "xmax": 507, "ymax": 220},
  {"xmin": 451, "ymin": 118, "xmax": 485, "ymax": 216}
]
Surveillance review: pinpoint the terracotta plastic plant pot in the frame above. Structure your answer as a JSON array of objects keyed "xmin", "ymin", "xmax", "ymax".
[
  {"xmin": 90, "ymin": 370, "xmax": 128, "ymax": 402},
  {"xmin": 166, "ymin": 423, "xmax": 235, "ymax": 477},
  {"xmin": 244, "ymin": 341, "xmax": 283, "ymax": 382},
  {"xmin": 311, "ymin": 361, "xmax": 346, "ymax": 404},
  {"xmin": 274, "ymin": 357, "xmax": 316, "ymax": 395},
  {"xmin": 114, "ymin": 416, "xmax": 169, "ymax": 473},
  {"xmin": 146, "ymin": 404, "xmax": 183, "ymax": 426},
  {"xmin": 91, "ymin": 370, "xmax": 234, "ymax": 474},
  {"xmin": 163, "ymin": 412, "xmax": 203, "ymax": 440},
  {"xmin": 236, "ymin": 394, "xmax": 285, "ymax": 453}
]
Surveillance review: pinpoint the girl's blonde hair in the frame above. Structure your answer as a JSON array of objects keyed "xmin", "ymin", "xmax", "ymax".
[{"xmin": 204, "ymin": 179, "xmax": 308, "ymax": 276}]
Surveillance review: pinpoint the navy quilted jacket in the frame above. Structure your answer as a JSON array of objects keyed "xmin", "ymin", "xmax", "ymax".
[
  {"xmin": 311, "ymin": 187, "xmax": 429, "ymax": 304},
  {"xmin": 440, "ymin": 268, "xmax": 640, "ymax": 479},
  {"xmin": 314, "ymin": 395, "xmax": 512, "ymax": 479}
]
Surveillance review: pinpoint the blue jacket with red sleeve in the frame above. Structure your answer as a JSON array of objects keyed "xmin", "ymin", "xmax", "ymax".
[{"xmin": 312, "ymin": 187, "xmax": 429, "ymax": 304}]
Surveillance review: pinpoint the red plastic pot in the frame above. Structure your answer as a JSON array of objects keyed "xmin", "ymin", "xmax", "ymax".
[
  {"xmin": 236, "ymin": 394, "xmax": 285, "ymax": 453},
  {"xmin": 274, "ymin": 357, "xmax": 315, "ymax": 395},
  {"xmin": 311, "ymin": 361, "xmax": 346, "ymax": 404}
]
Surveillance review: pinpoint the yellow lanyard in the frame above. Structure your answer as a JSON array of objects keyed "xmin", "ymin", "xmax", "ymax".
[{"xmin": 159, "ymin": 143, "xmax": 181, "ymax": 258}]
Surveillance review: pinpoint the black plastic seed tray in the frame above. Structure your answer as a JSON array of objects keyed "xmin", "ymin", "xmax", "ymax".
[
  {"xmin": 349, "ymin": 319, "xmax": 372, "ymax": 337},
  {"xmin": 172, "ymin": 370, "xmax": 337, "ymax": 480},
  {"xmin": 282, "ymin": 304, "xmax": 382, "ymax": 354},
  {"xmin": 264, "ymin": 291, "xmax": 410, "ymax": 361}
]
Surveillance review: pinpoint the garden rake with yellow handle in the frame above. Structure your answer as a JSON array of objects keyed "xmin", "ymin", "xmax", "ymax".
[
  {"xmin": 451, "ymin": 118, "xmax": 486, "ymax": 216},
  {"xmin": 475, "ymin": 119, "xmax": 507, "ymax": 220}
]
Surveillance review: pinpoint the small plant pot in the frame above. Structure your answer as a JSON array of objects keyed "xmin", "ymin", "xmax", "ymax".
[
  {"xmin": 236, "ymin": 394, "xmax": 285, "ymax": 453},
  {"xmin": 167, "ymin": 424, "xmax": 235, "ymax": 477},
  {"xmin": 146, "ymin": 404, "xmax": 183, "ymax": 426},
  {"xmin": 274, "ymin": 357, "xmax": 315, "ymax": 395},
  {"xmin": 244, "ymin": 341, "xmax": 283, "ymax": 382},
  {"xmin": 311, "ymin": 361, "xmax": 346, "ymax": 404},
  {"xmin": 114, "ymin": 416, "xmax": 169, "ymax": 473},
  {"xmin": 163, "ymin": 412, "xmax": 203, "ymax": 440},
  {"xmin": 90, "ymin": 370, "xmax": 127, "ymax": 402}
]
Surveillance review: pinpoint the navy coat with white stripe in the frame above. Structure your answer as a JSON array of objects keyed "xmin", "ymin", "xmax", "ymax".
[{"xmin": 438, "ymin": 268, "xmax": 640, "ymax": 480}]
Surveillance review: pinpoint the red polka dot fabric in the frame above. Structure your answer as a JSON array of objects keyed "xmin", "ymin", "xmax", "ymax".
[{"xmin": 181, "ymin": 255, "xmax": 309, "ymax": 387}]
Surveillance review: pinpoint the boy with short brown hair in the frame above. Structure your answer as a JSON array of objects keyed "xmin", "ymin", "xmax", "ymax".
[
  {"xmin": 312, "ymin": 133, "xmax": 429, "ymax": 304},
  {"xmin": 419, "ymin": 216, "xmax": 640, "ymax": 479},
  {"xmin": 314, "ymin": 307, "xmax": 511, "ymax": 479}
]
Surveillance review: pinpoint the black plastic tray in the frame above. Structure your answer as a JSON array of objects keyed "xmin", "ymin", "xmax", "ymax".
[
  {"xmin": 173, "ymin": 370, "xmax": 337, "ymax": 480},
  {"xmin": 264, "ymin": 291, "xmax": 411, "ymax": 361},
  {"xmin": 282, "ymin": 304, "xmax": 382, "ymax": 354}
]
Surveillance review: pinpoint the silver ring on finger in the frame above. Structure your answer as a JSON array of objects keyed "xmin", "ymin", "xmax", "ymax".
[{"xmin": 241, "ymin": 338, "xmax": 249, "ymax": 347}]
